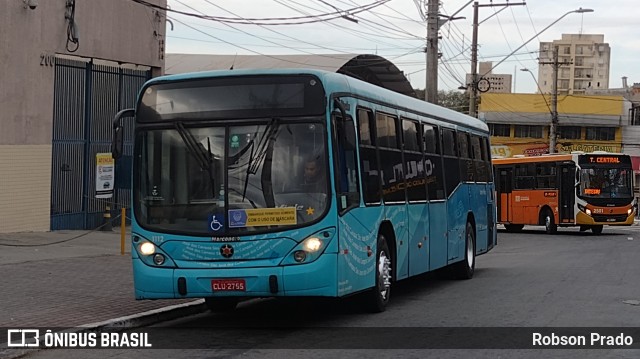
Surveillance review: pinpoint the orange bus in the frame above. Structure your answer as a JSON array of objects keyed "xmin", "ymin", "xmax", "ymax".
[{"xmin": 493, "ymin": 152, "xmax": 635, "ymax": 234}]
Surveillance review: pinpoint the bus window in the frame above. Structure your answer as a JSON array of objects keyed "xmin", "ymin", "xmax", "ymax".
[
  {"xmin": 536, "ymin": 163, "xmax": 556, "ymax": 188},
  {"xmin": 441, "ymin": 128, "xmax": 459, "ymax": 196},
  {"xmin": 515, "ymin": 164, "xmax": 536, "ymax": 189},
  {"xmin": 377, "ymin": 113, "xmax": 404, "ymax": 203},
  {"xmin": 457, "ymin": 132, "xmax": 470, "ymax": 159},
  {"xmin": 457, "ymin": 131, "xmax": 474, "ymax": 182},
  {"xmin": 402, "ymin": 119, "xmax": 426, "ymax": 202},
  {"xmin": 401, "ymin": 119, "xmax": 420, "ymax": 152},
  {"xmin": 442, "ymin": 128, "xmax": 456, "ymax": 156},
  {"xmin": 357, "ymin": 108, "xmax": 381, "ymax": 205},
  {"xmin": 376, "ymin": 113, "xmax": 398, "ymax": 149},
  {"xmin": 471, "ymin": 135, "xmax": 486, "ymax": 182},
  {"xmin": 423, "ymin": 124, "xmax": 439, "ymax": 154},
  {"xmin": 424, "ymin": 124, "xmax": 445, "ymax": 200}
]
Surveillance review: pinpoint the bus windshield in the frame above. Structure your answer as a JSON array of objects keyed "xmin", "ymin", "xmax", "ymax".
[
  {"xmin": 579, "ymin": 167, "xmax": 632, "ymax": 199},
  {"xmin": 134, "ymin": 120, "xmax": 328, "ymax": 236}
]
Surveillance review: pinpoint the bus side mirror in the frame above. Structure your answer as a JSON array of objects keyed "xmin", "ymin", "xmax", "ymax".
[{"xmin": 112, "ymin": 108, "xmax": 134, "ymax": 159}]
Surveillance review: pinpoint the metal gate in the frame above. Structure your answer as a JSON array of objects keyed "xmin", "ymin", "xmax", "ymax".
[{"xmin": 51, "ymin": 58, "xmax": 150, "ymax": 230}]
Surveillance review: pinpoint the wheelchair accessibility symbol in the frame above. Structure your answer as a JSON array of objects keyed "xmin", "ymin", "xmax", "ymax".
[{"xmin": 209, "ymin": 214, "xmax": 224, "ymax": 232}]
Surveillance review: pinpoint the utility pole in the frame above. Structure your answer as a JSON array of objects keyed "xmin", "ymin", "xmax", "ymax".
[
  {"xmin": 425, "ymin": 0, "xmax": 439, "ymax": 104},
  {"xmin": 468, "ymin": 2, "xmax": 526, "ymax": 118},
  {"xmin": 549, "ymin": 47, "xmax": 559, "ymax": 154},
  {"xmin": 540, "ymin": 45, "xmax": 571, "ymax": 154},
  {"xmin": 468, "ymin": 2, "xmax": 479, "ymax": 117}
]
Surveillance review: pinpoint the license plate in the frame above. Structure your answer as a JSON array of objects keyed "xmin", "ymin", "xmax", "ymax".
[{"xmin": 211, "ymin": 279, "xmax": 246, "ymax": 291}]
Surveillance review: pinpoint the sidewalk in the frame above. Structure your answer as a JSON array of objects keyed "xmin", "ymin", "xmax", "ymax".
[{"xmin": 0, "ymin": 228, "xmax": 206, "ymax": 329}]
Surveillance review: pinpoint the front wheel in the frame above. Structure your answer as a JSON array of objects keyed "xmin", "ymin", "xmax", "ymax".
[
  {"xmin": 366, "ymin": 234, "xmax": 392, "ymax": 313},
  {"xmin": 453, "ymin": 221, "xmax": 476, "ymax": 279},
  {"xmin": 592, "ymin": 225, "xmax": 603, "ymax": 234}
]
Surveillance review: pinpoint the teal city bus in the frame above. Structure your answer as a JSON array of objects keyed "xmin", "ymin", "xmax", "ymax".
[{"xmin": 111, "ymin": 68, "xmax": 496, "ymax": 312}]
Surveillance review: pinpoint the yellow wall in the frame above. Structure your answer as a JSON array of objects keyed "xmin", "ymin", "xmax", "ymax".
[
  {"xmin": 480, "ymin": 93, "xmax": 625, "ymax": 115},
  {"xmin": 0, "ymin": 145, "xmax": 52, "ymax": 232}
]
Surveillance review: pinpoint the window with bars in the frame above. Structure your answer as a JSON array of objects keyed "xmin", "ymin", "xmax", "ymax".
[
  {"xmin": 514, "ymin": 125, "xmax": 543, "ymax": 138},
  {"xmin": 585, "ymin": 127, "xmax": 615, "ymax": 141},
  {"xmin": 489, "ymin": 124, "xmax": 510, "ymax": 137},
  {"xmin": 557, "ymin": 126, "xmax": 582, "ymax": 139}
]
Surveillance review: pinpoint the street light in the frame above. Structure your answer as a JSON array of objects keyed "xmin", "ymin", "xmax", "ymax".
[
  {"xmin": 469, "ymin": 7, "xmax": 594, "ymax": 117},
  {"xmin": 482, "ymin": 8, "xmax": 593, "ymax": 77}
]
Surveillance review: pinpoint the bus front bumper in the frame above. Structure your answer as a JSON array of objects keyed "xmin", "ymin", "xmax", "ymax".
[
  {"xmin": 576, "ymin": 211, "xmax": 635, "ymax": 226},
  {"xmin": 132, "ymin": 254, "xmax": 337, "ymax": 299}
]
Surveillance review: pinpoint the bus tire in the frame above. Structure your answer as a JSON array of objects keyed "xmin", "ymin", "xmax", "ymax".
[
  {"xmin": 592, "ymin": 225, "xmax": 603, "ymax": 234},
  {"xmin": 454, "ymin": 221, "xmax": 476, "ymax": 280},
  {"xmin": 543, "ymin": 210, "xmax": 557, "ymax": 234},
  {"xmin": 366, "ymin": 234, "xmax": 392, "ymax": 313},
  {"xmin": 204, "ymin": 297, "xmax": 239, "ymax": 313}
]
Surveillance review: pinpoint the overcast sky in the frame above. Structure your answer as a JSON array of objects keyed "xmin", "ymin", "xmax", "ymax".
[{"xmin": 164, "ymin": 0, "xmax": 639, "ymax": 94}]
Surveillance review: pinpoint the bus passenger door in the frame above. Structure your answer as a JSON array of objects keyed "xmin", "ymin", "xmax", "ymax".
[
  {"xmin": 497, "ymin": 167, "xmax": 513, "ymax": 223},
  {"xmin": 559, "ymin": 164, "xmax": 575, "ymax": 223}
]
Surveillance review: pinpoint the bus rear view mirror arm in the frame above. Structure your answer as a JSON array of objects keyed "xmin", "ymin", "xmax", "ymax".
[{"xmin": 112, "ymin": 108, "xmax": 134, "ymax": 160}]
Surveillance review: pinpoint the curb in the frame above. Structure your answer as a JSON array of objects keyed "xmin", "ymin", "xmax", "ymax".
[{"xmin": 0, "ymin": 300, "xmax": 207, "ymax": 359}]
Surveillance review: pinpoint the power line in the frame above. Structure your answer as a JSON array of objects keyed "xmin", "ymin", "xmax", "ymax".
[
  {"xmin": 272, "ymin": 0, "xmax": 419, "ymax": 47},
  {"xmin": 132, "ymin": 0, "xmax": 392, "ymax": 25}
]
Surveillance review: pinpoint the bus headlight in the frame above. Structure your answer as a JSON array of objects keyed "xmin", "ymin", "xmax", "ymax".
[
  {"xmin": 281, "ymin": 228, "xmax": 335, "ymax": 265},
  {"xmin": 628, "ymin": 208, "xmax": 633, "ymax": 216},
  {"xmin": 578, "ymin": 204, "xmax": 591, "ymax": 216},
  {"xmin": 153, "ymin": 254, "xmax": 166, "ymax": 265},
  {"xmin": 293, "ymin": 250, "xmax": 307, "ymax": 263},
  {"xmin": 303, "ymin": 237, "xmax": 323, "ymax": 252},
  {"xmin": 132, "ymin": 235, "xmax": 176, "ymax": 268},
  {"xmin": 139, "ymin": 242, "xmax": 156, "ymax": 255}
]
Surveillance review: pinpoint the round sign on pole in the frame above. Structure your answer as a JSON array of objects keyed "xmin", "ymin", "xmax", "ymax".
[{"xmin": 477, "ymin": 78, "xmax": 491, "ymax": 93}]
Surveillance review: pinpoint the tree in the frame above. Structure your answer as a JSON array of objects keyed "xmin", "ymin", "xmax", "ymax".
[
  {"xmin": 437, "ymin": 90, "xmax": 470, "ymax": 114},
  {"xmin": 413, "ymin": 89, "xmax": 470, "ymax": 115}
]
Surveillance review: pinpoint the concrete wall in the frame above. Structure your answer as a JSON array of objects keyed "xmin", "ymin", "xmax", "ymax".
[{"xmin": 0, "ymin": 0, "xmax": 166, "ymax": 232}]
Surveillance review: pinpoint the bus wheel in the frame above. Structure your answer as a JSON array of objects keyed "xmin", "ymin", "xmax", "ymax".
[
  {"xmin": 454, "ymin": 221, "xmax": 476, "ymax": 279},
  {"xmin": 204, "ymin": 297, "xmax": 239, "ymax": 313},
  {"xmin": 592, "ymin": 225, "xmax": 603, "ymax": 234},
  {"xmin": 504, "ymin": 224, "xmax": 524, "ymax": 232},
  {"xmin": 366, "ymin": 234, "xmax": 392, "ymax": 313},
  {"xmin": 543, "ymin": 210, "xmax": 557, "ymax": 234}
]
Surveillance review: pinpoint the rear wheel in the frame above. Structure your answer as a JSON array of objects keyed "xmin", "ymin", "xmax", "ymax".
[
  {"xmin": 543, "ymin": 210, "xmax": 557, "ymax": 234},
  {"xmin": 453, "ymin": 221, "xmax": 476, "ymax": 279},
  {"xmin": 204, "ymin": 297, "xmax": 239, "ymax": 313},
  {"xmin": 366, "ymin": 234, "xmax": 392, "ymax": 313},
  {"xmin": 592, "ymin": 225, "xmax": 603, "ymax": 234}
]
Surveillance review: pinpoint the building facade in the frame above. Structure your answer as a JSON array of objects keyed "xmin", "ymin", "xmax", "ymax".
[
  {"xmin": 538, "ymin": 34, "xmax": 610, "ymax": 95},
  {"xmin": 0, "ymin": 0, "xmax": 166, "ymax": 233},
  {"xmin": 466, "ymin": 61, "xmax": 512, "ymax": 93},
  {"xmin": 479, "ymin": 93, "xmax": 633, "ymax": 157}
]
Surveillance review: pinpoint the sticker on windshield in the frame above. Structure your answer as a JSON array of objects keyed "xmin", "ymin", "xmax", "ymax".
[
  {"xmin": 208, "ymin": 214, "xmax": 224, "ymax": 232},
  {"xmin": 230, "ymin": 134, "xmax": 240, "ymax": 148},
  {"xmin": 228, "ymin": 208, "xmax": 297, "ymax": 228}
]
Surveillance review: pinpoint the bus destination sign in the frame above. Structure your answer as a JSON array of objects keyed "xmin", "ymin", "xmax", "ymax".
[{"xmin": 588, "ymin": 156, "xmax": 621, "ymax": 164}]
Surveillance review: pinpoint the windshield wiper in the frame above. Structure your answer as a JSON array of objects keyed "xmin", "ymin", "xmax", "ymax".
[
  {"xmin": 175, "ymin": 122, "xmax": 216, "ymax": 198},
  {"xmin": 239, "ymin": 118, "xmax": 280, "ymax": 203}
]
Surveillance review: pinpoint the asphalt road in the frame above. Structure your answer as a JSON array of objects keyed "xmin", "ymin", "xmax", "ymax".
[{"xmin": 22, "ymin": 224, "xmax": 640, "ymax": 359}]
